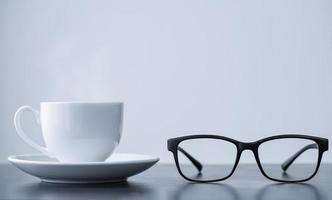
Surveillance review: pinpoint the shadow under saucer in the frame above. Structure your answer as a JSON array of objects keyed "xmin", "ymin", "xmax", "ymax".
[{"xmin": 12, "ymin": 180, "xmax": 157, "ymax": 200}]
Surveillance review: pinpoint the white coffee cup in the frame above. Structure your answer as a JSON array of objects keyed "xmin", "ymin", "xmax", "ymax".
[{"xmin": 14, "ymin": 102, "xmax": 123, "ymax": 162}]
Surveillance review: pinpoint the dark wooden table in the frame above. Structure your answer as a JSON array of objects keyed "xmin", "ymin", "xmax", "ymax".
[{"xmin": 0, "ymin": 163, "xmax": 331, "ymax": 200}]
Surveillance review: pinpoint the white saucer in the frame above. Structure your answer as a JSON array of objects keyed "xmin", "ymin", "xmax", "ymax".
[{"xmin": 8, "ymin": 153, "xmax": 159, "ymax": 184}]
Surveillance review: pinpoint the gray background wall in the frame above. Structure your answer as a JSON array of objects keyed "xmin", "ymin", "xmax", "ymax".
[{"xmin": 1, "ymin": 0, "xmax": 331, "ymax": 163}]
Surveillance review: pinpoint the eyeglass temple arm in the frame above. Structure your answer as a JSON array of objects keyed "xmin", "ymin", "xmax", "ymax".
[
  {"xmin": 281, "ymin": 143, "xmax": 318, "ymax": 171},
  {"xmin": 177, "ymin": 146, "xmax": 203, "ymax": 172}
]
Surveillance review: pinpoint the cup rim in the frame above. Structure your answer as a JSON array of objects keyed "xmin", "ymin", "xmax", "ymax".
[{"xmin": 40, "ymin": 102, "xmax": 124, "ymax": 105}]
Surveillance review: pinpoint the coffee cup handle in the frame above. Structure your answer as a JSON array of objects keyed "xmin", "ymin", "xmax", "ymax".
[{"xmin": 14, "ymin": 106, "xmax": 50, "ymax": 156}]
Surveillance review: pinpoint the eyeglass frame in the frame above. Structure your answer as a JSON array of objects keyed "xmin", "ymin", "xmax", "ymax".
[{"xmin": 167, "ymin": 134, "xmax": 329, "ymax": 183}]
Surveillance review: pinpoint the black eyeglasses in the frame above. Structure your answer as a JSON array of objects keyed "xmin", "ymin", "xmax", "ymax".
[{"xmin": 167, "ymin": 134, "xmax": 329, "ymax": 183}]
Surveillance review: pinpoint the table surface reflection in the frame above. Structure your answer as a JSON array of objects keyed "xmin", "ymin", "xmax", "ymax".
[{"xmin": 0, "ymin": 163, "xmax": 331, "ymax": 200}]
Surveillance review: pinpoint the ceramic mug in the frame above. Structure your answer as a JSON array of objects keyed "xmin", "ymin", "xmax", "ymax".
[{"xmin": 14, "ymin": 102, "xmax": 123, "ymax": 162}]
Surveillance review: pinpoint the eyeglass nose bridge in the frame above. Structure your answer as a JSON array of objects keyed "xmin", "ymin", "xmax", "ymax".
[{"xmin": 238, "ymin": 142, "xmax": 258, "ymax": 151}]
